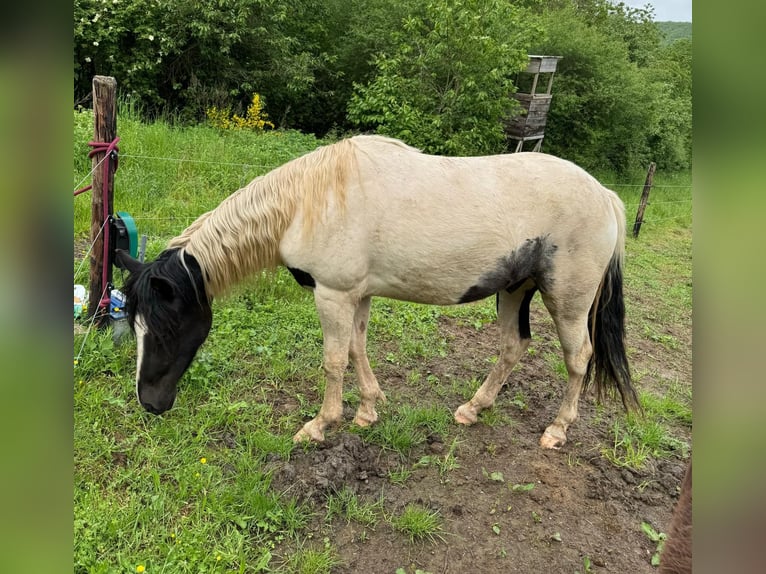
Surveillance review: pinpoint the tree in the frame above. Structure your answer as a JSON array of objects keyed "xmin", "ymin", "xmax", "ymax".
[
  {"xmin": 529, "ymin": 4, "xmax": 657, "ymax": 173},
  {"xmin": 347, "ymin": 0, "xmax": 539, "ymax": 155},
  {"xmin": 74, "ymin": 0, "xmax": 329, "ymax": 123},
  {"xmin": 642, "ymin": 38, "xmax": 692, "ymax": 170},
  {"xmin": 73, "ymin": 0, "xmax": 691, "ymax": 171}
]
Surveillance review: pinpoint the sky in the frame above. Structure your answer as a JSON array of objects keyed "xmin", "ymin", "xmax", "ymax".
[{"xmin": 616, "ymin": 0, "xmax": 692, "ymax": 21}]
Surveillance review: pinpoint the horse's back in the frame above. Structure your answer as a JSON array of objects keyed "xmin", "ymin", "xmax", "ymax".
[
  {"xmin": 351, "ymin": 137, "xmax": 618, "ymax": 249},
  {"xmin": 352, "ymin": 135, "xmax": 613, "ymax": 210},
  {"xmin": 280, "ymin": 136, "xmax": 622, "ymax": 303}
]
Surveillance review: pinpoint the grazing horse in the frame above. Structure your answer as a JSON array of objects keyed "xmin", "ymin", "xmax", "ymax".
[{"xmin": 117, "ymin": 135, "xmax": 639, "ymax": 448}]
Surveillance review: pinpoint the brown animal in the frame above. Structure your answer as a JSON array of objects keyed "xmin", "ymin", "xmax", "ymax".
[{"xmin": 660, "ymin": 460, "xmax": 692, "ymax": 573}]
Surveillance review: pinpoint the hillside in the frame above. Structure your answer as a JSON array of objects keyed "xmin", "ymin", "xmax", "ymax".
[{"xmin": 657, "ymin": 21, "xmax": 692, "ymax": 44}]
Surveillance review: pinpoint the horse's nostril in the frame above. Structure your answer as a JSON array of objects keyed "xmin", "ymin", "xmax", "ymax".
[{"xmin": 141, "ymin": 401, "xmax": 163, "ymax": 415}]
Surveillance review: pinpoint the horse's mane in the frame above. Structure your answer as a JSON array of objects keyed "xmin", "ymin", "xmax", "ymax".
[{"xmin": 168, "ymin": 137, "xmax": 363, "ymax": 297}]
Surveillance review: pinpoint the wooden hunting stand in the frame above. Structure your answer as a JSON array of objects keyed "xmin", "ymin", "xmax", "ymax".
[{"xmin": 506, "ymin": 55, "xmax": 562, "ymax": 153}]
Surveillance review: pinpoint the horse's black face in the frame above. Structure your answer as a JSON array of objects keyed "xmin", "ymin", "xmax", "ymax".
[{"xmin": 116, "ymin": 249, "xmax": 213, "ymax": 415}]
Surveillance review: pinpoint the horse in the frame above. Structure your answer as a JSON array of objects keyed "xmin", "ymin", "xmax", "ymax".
[
  {"xmin": 117, "ymin": 134, "xmax": 639, "ymax": 448},
  {"xmin": 659, "ymin": 460, "xmax": 692, "ymax": 573}
]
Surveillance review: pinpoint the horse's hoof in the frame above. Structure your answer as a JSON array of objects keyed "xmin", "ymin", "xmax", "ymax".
[
  {"xmin": 353, "ymin": 409, "xmax": 378, "ymax": 428},
  {"xmin": 454, "ymin": 404, "xmax": 478, "ymax": 426},
  {"xmin": 539, "ymin": 427, "xmax": 567, "ymax": 449},
  {"xmin": 293, "ymin": 423, "xmax": 325, "ymax": 443},
  {"xmin": 353, "ymin": 415, "xmax": 374, "ymax": 428}
]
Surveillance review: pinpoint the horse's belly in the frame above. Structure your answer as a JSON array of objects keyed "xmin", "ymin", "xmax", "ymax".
[
  {"xmin": 365, "ymin": 275, "xmax": 467, "ymax": 305},
  {"xmin": 365, "ymin": 256, "xmax": 497, "ymax": 305}
]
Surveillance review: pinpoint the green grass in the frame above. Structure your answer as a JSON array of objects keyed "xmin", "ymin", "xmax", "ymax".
[
  {"xmin": 325, "ymin": 487, "xmax": 382, "ymax": 527},
  {"xmin": 74, "ymin": 109, "xmax": 691, "ymax": 570},
  {"xmin": 605, "ymin": 389, "xmax": 692, "ymax": 464},
  {"xmin": 640, "ymin": 386, "xmax": 692, "ymax": 426},
  {"xmin": 413, "ymin": 437, "xmax": 463, "ymax": 479},
  {"xmin": 622, "ymin": 183, "xmax": 692, "ymax": 326},
  {"xmin": 477, "ymin": 405, "xmax": 514, "ymax": 428},
  {"xmin": 390, "ymin": 504, "xmax": 446, "ymax": 544},
  {"xmin": 543, "ymin": 352, "xmax": 569, "ymax": 381},
  {"xmin": 452, "ymin": 375, "xmax": 483, "ymax": 402},
  {"xmin": 599, "ymin": 412, "xmax": 689, "ymax": 471},
  {"xmin": 73, "ymin": 105, "xmax": 323, "ymax": 284},
  {"xmin": 280, "ymin": 542, "xmax": 341, "ymax": 574},
  {"xmin": 388, "ymin": 465, "xmax": 414, "ymax": 485},
  {"xmin": 355, "ymin": 404, "xmax": 452, "ymax": 458}
]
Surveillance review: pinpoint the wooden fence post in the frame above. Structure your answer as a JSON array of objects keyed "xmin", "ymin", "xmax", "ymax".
[
  {"xmin": 632, "ymin": 162, "xmax": 656, "ymax": 238},
  {"xmin": 87, "ymin": 75, "xmax": 117, "ymax": 324}
]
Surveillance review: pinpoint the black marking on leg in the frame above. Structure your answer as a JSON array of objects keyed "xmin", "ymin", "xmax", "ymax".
[
  {"xmin": 518, "ymin": 288, "xmax": 538, "ymax": 339},
  {"xmin": 506, "ymin": 278, "xmax": 527, "ymax": 294},
  {"xmin": 458, "ymin": 236, "xmax": 558, "ymax": 303},
  {"xmin": 287, "ymin": 267, "xmax": 316, "ymax": 288}
]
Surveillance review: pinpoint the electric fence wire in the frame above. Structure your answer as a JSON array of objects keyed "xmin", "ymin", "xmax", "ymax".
[
  {"xmin": 74, "ymin": 283, "xmax": 109, "ymax": 367},
  {"xmin": 73, "ymin": 152, "xmax": 111, "ymax": 195},
  {"xmin": 120, "ymin": 153, "xmax": 281, "ymax": 171},
  {"xmin": 73, "ymin": 219, "xmax": 108, "ymax": 282}
]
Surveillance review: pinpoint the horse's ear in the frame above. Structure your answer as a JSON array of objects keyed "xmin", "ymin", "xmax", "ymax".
[
  {"xmin": 115, "ymin": 249, "xmax": 144, "ymax": 274},
  {"xmin": 150, "ymin": 276, "xmax": 174, "ymax": 301}
]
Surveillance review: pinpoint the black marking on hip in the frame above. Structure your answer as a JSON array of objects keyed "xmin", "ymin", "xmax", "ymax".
[
  {"xmin": 287, "ymin": 267, "xmax": 316, "ymax": 288},
  {"xmin": 458, "ymin": 236, "xmax": 557, "ymax": 303}
]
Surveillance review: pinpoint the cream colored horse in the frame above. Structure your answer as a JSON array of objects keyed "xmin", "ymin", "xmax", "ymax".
[{"xmin": 119, "ymin": 135, "xmax": 638, "ymax": 449}]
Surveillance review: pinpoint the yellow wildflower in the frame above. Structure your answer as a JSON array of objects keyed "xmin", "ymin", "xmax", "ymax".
[{"xmin": 205, "ymin": 93, "xmax": 274, "ymax": 132}]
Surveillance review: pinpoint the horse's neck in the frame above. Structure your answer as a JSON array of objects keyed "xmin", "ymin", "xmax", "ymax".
[
  {"xmin": 171, "ymin": 177, "xmax": 297, "ymax": 296},
  {"xmin": 167, "ymin": 141, "xmax": 352, "ymax": 295}
]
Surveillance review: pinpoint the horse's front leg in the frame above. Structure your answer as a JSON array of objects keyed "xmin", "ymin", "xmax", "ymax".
[
  {"xmin": 293, "ymin": 286, "xmax": 356, "ymax": 443},
  {"xmin": 349, "ymin": 296, "xmax": 386, "ymax": 427}
]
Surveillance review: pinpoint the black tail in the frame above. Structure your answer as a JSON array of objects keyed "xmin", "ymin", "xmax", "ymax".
[{"xmin": 584, "ymin": 254, "xmax": 640, "ymax": 412}]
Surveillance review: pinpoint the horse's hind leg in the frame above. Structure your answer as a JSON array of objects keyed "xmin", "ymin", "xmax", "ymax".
[
  {"xmin": 538, "ymin": 293, "xmax": 593, "ymax": 449},
  {"xmin": 455, "ymin": 287, "xmax": 535, "ymax": 425},
  {"xmin": 293, "ymin": 286, "xmax": 356, "ymax": 443},
  {"xmin": 349, "ymin": 296, "xmax": 386, "ymax": 427}
]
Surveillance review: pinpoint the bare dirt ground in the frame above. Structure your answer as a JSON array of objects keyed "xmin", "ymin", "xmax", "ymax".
[{"xmin": 269, "ymin": 307, "xmax": 692, "ymax": 574}]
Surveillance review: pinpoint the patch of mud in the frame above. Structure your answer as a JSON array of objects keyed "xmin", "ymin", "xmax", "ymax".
[
  {"xmin": 270, "ymin": 433, "xmax": 391, "ymax": 501},
  {"xmin": 74, "ymin": 238, "xmax": 90, "ymax": 261}
]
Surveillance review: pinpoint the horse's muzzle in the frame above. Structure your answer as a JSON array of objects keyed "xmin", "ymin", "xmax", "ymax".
[{"xmin": 140, "ymin": 400, "xmax": 168, "ymax": 415}]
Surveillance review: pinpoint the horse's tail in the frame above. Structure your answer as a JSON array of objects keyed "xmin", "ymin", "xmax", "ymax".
[{"xmin": 583, "ymin": 193, "xmax": 641, "ymax": 412}]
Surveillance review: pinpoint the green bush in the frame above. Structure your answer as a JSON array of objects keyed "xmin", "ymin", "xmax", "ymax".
[
  {"xmin": 642, "ymin": 38, "xmax": 692, "ymax": 170},
  {"xmin": 530, "ymin": 5, "xmax": 653, "ymax": 173},
  {"xmin": 74, "ymin": 0, "xmax": 325, "ymax": 124},
  {"xmin": 348, "ymin": 0, "xmax": 537, "ymax": 155}
]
